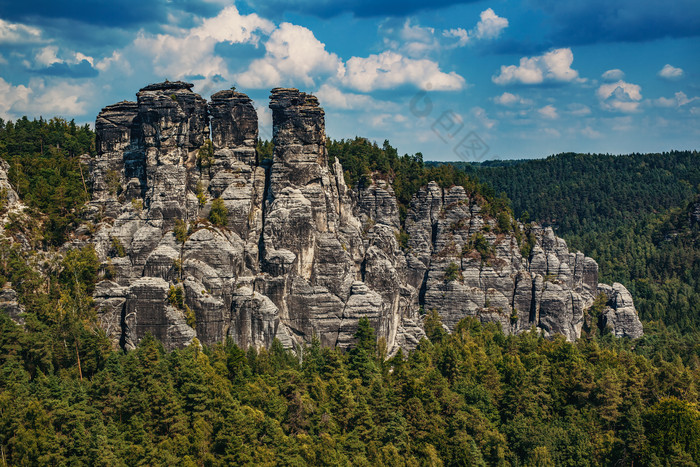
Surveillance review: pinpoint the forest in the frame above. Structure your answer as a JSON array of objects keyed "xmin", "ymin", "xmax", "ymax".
[{"xmin": 0, "ymin": 122, "xmax": 699, "ymax": 465}]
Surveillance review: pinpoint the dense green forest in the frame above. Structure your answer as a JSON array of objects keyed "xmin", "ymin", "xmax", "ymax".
[
  {"xmin": 0, "ymin": 117, "xmax": 95, "ymax": 246},
  {"xmin": 442, "ymin": 152, "xmax": 700, "ymax": 334},
  {"xmin": 1, "ymin": 121, "xmax": 699, "ymax": 465}
]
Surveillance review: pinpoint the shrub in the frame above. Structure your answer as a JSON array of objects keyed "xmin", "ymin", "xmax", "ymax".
[
  {"xmin": 209, "ymin": 198, "xmax": 228, "ymax": 227},
  {"xmin": 168, "ymin": 285, "xmax": 184, "ymax": 309},
  {"xmin": 444, "ymin": 261, "xmax": 461, "ymax": 282},
  {"xmin": 110, "ymin": 237, "xmax": 126, "ymax": 258},
  {"xmin": 174, "ymin": 219, "xmax": 188, "ymax": 244}
]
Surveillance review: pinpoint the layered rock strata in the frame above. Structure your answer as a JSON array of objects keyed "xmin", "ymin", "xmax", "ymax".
[{"xmin": 87, "ymin": 81, "xmax": 642, "ymax": 352}]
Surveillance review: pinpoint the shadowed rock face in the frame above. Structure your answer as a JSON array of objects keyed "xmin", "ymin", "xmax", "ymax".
[{"xmin": 87, "ymin": 81, "xmax": 642, "ymax": 352}]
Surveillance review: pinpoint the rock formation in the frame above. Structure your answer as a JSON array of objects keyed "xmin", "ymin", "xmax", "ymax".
[{"xmin": 86, "ymin": 81, "xmax": 643, "ymax": 352}]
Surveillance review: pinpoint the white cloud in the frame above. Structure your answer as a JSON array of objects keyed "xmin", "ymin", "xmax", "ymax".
[
  {"xmin": 658, "ymin": 64, "xmax": 683, "ymax": 80},
  {"xmin": 567, "ymin": 103, "xmax": 591, "ymax": 116},
  {"xmin": 0, "ymin": 77, "xmax": 92, "ymax": 120},
  {"xmin": 537, "ymin": 105, "xmax": 559, "ymax": 119},
  {"xmin": 473, "ymin": 8, "xmax": 509, "ymax": 40},
  {"xmin": 382, "ymin": 20, "xmax": 441, "ymax": 57},
  {"xmin": 32, "ymin": 46, "xmax": 94, "ymax": 69},
  {"xmin": 102, "ymin": 6, "xmax": 273, "ymax": 83},
  {"xmin": 581, "ymin": 126, "xmax": 602, "ymax": 138},
  {"xmin": 442, "ymin": 28, "xmax": 469, "ymax": 47},
  {"xmin": 441, "ymin": 8, "xmax": 507, "ymax": 48},
  {"xmin": 191, "ymin": 6, "xmax": 274, "ymax": 45},
  {"xmin": 597, "ymin": 80, "xmax": 642, "ymax": 112},
  {"xmin": 471, "ymin": 106, "xmax": 496, "ymax": 129},
  {"xmin": 0, "ymin": 18, "xmax": 42, "ymax": 44},
  {"xmin": 315, "ymin": 83, "xmax": 392, "ymax": 110},
  {"xmin": 493, "ymin": 92, "xmax": 532, "ymax": 106},
  {"xmin": 0, "ymin": 53, "xmax": 6, "ymax": 65},
  {"xmin": 341, "ymin": 51, "xmax": 465, "ymax": 92},
  {"xmin": 601, "ymin": 69, "xmax": 625, "ymax": 81},
  {"xmin": 236, "ymin": 22, "xmax": 344, "ymax": 88},
  {"xmin": 493, "ymin": 48, "xmax": 581, "ymax": 85},
  {"xmin": 654, "ymin": 91, "xmax": 698, "ymax": 108},
  {"xmin": 370, "ymin": 112, "xmax": 408, "ymax": 128}
]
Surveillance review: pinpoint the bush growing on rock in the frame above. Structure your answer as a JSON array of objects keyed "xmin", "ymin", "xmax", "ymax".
[{"xmin": 209, "ymin": 198, "xmax": 228, "ymax": 227}]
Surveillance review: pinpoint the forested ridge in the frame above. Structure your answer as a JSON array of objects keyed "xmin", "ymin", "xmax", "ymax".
[
  {"xmin": 440, "ymin": 152, "xmax": 700, "ymax": 334},
  {"xmin": 0, "ymin": 122, "xmax": 699, "ymax": 465}
]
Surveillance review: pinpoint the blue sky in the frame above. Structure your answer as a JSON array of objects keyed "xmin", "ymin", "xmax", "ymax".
[{"xmin": 0, "ymin": 0, "xmax": 698, "ymax": 160}]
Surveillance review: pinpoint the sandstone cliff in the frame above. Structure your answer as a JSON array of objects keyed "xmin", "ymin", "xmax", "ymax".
[{"xmin": 86, "ymin": 81, "xmax": 643, "ymax": 352}]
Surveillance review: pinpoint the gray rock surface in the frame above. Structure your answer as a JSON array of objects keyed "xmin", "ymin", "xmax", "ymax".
[
  {"xmin": 598, "ymin": 283, "xmax": 644, "ymax": 339},
  {"xmin": 86, "ymin": 81, "xmax": 642, "ymax": 353},
  {"xmin": 0, "ymin": 285, "xmax": 24, "ymax": 324}
]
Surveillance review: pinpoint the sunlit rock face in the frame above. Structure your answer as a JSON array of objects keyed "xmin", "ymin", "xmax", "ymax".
[{"xmin": 87, "ymin": 81, "xmax": 642, "ymax": 352}]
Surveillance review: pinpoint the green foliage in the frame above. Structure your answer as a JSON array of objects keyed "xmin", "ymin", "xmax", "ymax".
[
  {"xmin": 496, "ymin": 211, "xmax": 512, "ymax": 233},
  {"xmin": 395, "ymin": 228, "xmax": 410, "ymax": 250},
  {"xmin": 424, "ymin": 308, "xmax": 446, "ymax": 343},
  {"xmin": 184, "ymin": 304, "xmax": 196, "ymax": 328},
  {"xmin": 131, "ymin": 198, "xmax": 143, "ymax": 211},
  {"xmin": 520, "ymin": 228, "xmax": 536, "ymax": 259},
  {"xmin": 256, "ymin": 139, "xmax": 273, "ymax": 164},
  {"xmin": 196, "ymin": 139, "xmax": 214, "ymax": 174},
  {"xmin": 174, "ymin": 219, "xmax": 188, "ymax": 244},
  {"xmin": 444, "ymin": 261, "xmax": 461, "ymax": 282},
  {"xmin": 0, "ymin": 187, "xmax": 7, "ymax": 213},
  {"xmin": 0, "ymin": 314, "xmax": 697, "ymax": 465},
  {"xmin": 105, "ymin": 169, "xmax": 120, "ymax": 196},
  {"xmin": 195, "ymin": 180, "xmax": 207, "ymax": 207},
  {"xmin": 168, "ymin": 285, "xmax": 185, "ymax": 309},
  {"xmin": 209, "ymin": 198, "xmax": 228, "ymax": 227},
  {"xmin": 327, "ymin": 137, "xmax": 499, "ymax": 223},
  {"xmin": 465, "ymin": 232, "xmax": 494, "ymax": 262},
  {"xmin": 109, "ymin": 236, "xmax": 126, "ymax": 257},
  {"xmin": 0, "ymin": 117, "xmax": 95, "ymax": 245}
]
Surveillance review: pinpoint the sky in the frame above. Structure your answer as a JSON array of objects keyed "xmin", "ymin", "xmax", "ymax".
[{"xmin": 0, "ymin": 0, "xmax": 698, "ymax": 161}]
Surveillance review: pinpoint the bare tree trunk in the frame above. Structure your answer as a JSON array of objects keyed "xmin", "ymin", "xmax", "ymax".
[{"xmin": 75, "ymin": 340, "xmax": 83, "ymax": 381}]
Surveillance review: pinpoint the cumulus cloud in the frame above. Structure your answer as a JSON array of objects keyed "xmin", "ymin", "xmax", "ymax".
[
  {"xmin": 0, "ymin": 18, "xmax": 42, "ymax": 44},
  {"xmin": 473, "ymin": 8, "xmax": 509, "ymax": 40},
  {"xmin": 341, "ymin": 50, "xmax": 465, "ymax": 92},
  {"xmin": 100, "ymin": 6, "xmax": 273, "ymax": 84},
  {"xmin": 597, "ymin": 80, "xmax": 642, "ymax": 112},
  {"xmin": 236, "ymin": 22, "xmax": 344, "ymax": 88},
  {"xmin": 658, "ymin": 64, "xmax": 684, "ymax": 80},
  {"xmin": 381, "ymin": 20, "xmax": 441, "ymax": 57},
  {"xmin": 191, "ymin": 6, "xmax": 274, "ymax": 45},
  {"xmin": 493, "ymin": 92, "xmax": 532, "ymax": 106},
  {"xmin": 492, "ymin": 48, "xmax": 580, "ymax": 85},
  {"xmin": 441, "ymin": 8, "xmax": 508, "ymax": 48},
  {"xmin": 315, "ymin": 83, "xmax": 394, "ymax": 110},
  {"xmin": 537, "ymin": 105, "xmax": 559, "ymax": 119},
  {"xmin": 602, "ymin": 69, "xmax": 624, "ymax": 81},
  {"xmin": 0, "ymin": 77, "xmax": 92, "ymax": 120}
]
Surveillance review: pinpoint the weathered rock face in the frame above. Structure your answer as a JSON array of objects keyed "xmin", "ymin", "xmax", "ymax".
[
  {"xmin": 88, "ymin": 81, "xmax": 642, "ymax": 353},
  {"xmin": 598, "ymin": 283, "xmax": 644, "ymax": 339}
]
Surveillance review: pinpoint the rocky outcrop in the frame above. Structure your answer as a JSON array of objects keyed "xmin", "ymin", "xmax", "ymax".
[
  {"xmin": 87, "ymin": 81, "xmax": 642, "ymax": 353},
  {"xmin": 598, "ymin": 283, "xmax": 644, "ymax": 339},
  {"xmin": 0, "ymin": 285, "xmax": 24, "ymax": 324}
]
